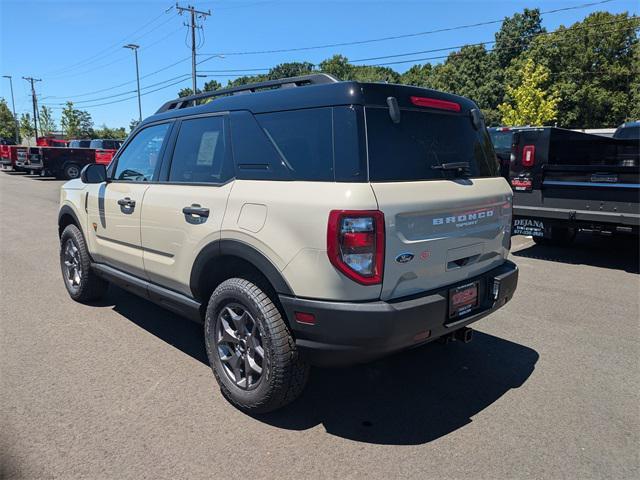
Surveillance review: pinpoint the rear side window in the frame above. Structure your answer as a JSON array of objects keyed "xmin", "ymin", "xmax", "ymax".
[
  {"xmin": 366, "ymin": 107, "xmax": 498, "ymax": 182},
  {"xmin": 256, "ymin": 108, "xmax": 333, "ymax": 181},
  {"xmin": 168, "ymin": 116, "xmax": 231, "ymax": 184}
]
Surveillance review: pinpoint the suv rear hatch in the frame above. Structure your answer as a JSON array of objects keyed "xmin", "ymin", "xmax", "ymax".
[{"xmin": 364, "ymin": 96, "xmax": 512, "ymax": 301}]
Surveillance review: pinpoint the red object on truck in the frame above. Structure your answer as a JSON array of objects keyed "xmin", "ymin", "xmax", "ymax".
[{"xmin": 89, "ymin": 139, "xmax": 123, "ymax": 165}]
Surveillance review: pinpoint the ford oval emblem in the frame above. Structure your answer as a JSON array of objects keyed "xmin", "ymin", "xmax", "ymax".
[{"xmin": 395, "ymin": 252, "xmax": 414, "ymax": 264}]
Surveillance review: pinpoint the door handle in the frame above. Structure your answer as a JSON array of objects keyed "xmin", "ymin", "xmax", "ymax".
[
  {"xmin": 117, "ymin": 197, "xmax": 136, "ymax": 208},
  {"xmin": 182, "ymin": 204, "xmax": 210, "ymax": 217}
]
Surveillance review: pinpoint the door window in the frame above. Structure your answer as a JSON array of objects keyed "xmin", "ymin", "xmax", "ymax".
[
  {"xmin": 113, "ymin": 123, "xmax": 170, "ymax": 182},
  {"xmin": 168, "ymin": 116, "xmax": 231, "ymax": 184}
]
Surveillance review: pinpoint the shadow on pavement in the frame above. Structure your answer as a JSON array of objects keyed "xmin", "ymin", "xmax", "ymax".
[
  {"xmin": 102, "ymin": 286, "xmax": 538, "ymax": 446},
  {"xmin": 512, "ymin": 233, "xmax": 639, "ymax": 274}
]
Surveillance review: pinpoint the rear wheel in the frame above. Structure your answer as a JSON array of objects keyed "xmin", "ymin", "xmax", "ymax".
[
  {"xmin": 60, "ymin": 224, "xmax": 108, "ymax": 302},
  {"xmin": 204, "ymin": 278, "xmax": 309, "ymax": 413},
  {"xmin": 63, "ymin": 163, "xmax": 81, "ymax": 180}
]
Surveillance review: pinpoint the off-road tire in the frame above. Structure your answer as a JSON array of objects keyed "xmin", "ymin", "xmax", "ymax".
[
  {"xmin": 60, "ymin": 224, "xmax": 108, "ymax": 302},
  {"xmin": 204, "ymin": 278, "xmax": 309, "ymax": 413}
]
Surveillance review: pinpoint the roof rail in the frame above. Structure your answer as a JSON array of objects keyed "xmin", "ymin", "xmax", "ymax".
[{"xmin": 155, "ymin": 73, "xmax": 340, "ymax": 114}]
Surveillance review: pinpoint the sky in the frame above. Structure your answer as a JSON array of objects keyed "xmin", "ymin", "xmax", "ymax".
[{"xmin": 1, "ymin": 0, "xmax": 637, "ymax": 129}]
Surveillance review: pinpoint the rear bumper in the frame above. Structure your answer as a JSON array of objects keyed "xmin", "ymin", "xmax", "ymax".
[
  {"xmin": 280, "ymin": 260, "xmax": 518, "ymax": 367},
  {"xmin": 514, "ymin": 205, "xmax": 640, "ymax": 227}
]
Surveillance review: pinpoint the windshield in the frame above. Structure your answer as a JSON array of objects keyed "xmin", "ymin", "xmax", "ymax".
[
  {"xmin": 366, "ymin": 107, "xmax": 498, "ymax": 182},
  {"xmin": 488, "ymin": 129, "xmax": 514, "ymax": 151}
]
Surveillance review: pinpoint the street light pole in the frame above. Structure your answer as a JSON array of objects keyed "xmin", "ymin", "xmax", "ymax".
[
  {"xmin": 2, "ymin": 75, "xmax": 19, "ymax": 143},
  {"xmin": 124, "ymin": 44, "xmax": 142, "ymax": 122}
]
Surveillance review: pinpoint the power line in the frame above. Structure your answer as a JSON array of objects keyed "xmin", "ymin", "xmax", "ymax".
[
  {"xmin": 40, "ymin": 5, "xmax": 177, "ymax": 77},
  {"xmin": 44, "ymin": 16, "xmax": 637, "ymax": 106},
  {"xmin": 357, "ymin": 17, "xmax": 639, "ymax": 65},
  {"xmin": 198, "ymin": 0, "xmax": 617, "ymax": 57},
  {"xmin": 45, "ymin": 76, "xmax": 192, "ymax": 110},
  {"xmin": 43, "ymin": 24, "xmax": 184, "ymax": 81},
  {"xmin": 22, "ymin": 77, "xmax": 42, "ymax": 137},
  {"xmin": 176, "ymin": 3, "xmax": 212, "ymax": 94},
  {"xmin": 42, "ymin": 75, "xmax": 192, "ymax": 106},
  {"xmin": 44, "ymin": 56, "xmax": 192, "ymax": 99}
]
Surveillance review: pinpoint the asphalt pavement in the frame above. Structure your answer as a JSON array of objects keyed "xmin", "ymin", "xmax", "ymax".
[{"xmin": 1, "ymin": 171, "xmax": 638, "ymax": 479}]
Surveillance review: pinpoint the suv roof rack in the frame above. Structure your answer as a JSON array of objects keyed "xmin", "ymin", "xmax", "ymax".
[{"xmin": 156, "ymin": 73, "xmax": 340, "ymax": 114}]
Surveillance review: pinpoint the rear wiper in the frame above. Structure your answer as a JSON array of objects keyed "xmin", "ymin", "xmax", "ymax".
[{"xmin": 431, "ymin": 162, "xmax": 470, "ymax": 174}]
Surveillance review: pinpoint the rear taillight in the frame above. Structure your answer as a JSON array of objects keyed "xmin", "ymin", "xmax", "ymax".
[
  {"xmin": 410, "ymin": 96, "xmax": 461, "ymax": 112},
  {"xmin": 522, "ymin": 145, "xmax": 536, "ymax": 167},
  {"xmin": 327, "ymin": 210, "xmax": 384, "ymax": 285}
]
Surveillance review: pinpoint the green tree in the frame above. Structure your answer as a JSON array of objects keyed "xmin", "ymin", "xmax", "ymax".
[
  {"xmin": 38, "ymin": 105, "xmax": 57, "ymax": 137},
  {"xmin": 129, "ymin": 119, "xmax": 140, "ymax": 132},
  {"xmin": 268, "ymin": 62, "xmax": 314, "ymax": 79},
  {"xmin": 78, "ymin": 110, "xmax": 94, "ymax": 138},
  {"xmin": 94, "ymin": 124, "xmax": 127, "ymax": 139},
  {"xmin": 319, "ymin": 55, "xmax": 353, "ymax": 80},
  {"xmin": 178, "ymin": 79, "xmax": 224, "ymax": 98},
  {"xmin": 498, "ymin": 58, "xmax": 559, "ymax": 126},
  {"xmin": 19, "ymin": 113, "xmax": 34, "ymax": 142},
  {"xmin": 61, "ymin": 101, "xmax": 81, "ymax": 138},
  {"xmin": 629, "ymin": 42, "xmax": 640, "ymax": 120},
  {"xmin": 494, "ymin": 8, "xmax": 545, "ymax": 68},
  {"xmin": 524, "ymin": 11, "xmax": 639, "ymax": 127},
  {"xmin": 0, "ymin": 98, "xmax": 18, "ymax": 140},
  {"xmin": 429, "ymin": 45, "xmax": 504, "ymax": 125},
  {"xmin": 399, "ymin": 64, "xmax": 434, "ymax": 88}
]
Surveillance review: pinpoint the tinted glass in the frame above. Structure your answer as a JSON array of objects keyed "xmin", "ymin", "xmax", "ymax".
[
  {"xmin": 488, "ymin": 129, "xmax": 513, "ymax": 151},
  {"xmin": 91, "ymin": 139, "xmax": 121, "ymax": 149},
  {"xmin": 169, "ymin": 116, "xmax": 230, "ymax": 183},
  {"xmin": 256, "ymin": 108, "xmax": 333, "ymax": 181},
  {"xmin": 333, "ymin": 106, "xmax": 367, "ymax": 182},
  {"xmin": 114, "ymin": 123, "xmax": 169, "ymax": 182},
  {"xmin": 71, "ymin": 140, "xmax": 91, "ymax": 148},
  {"xmin": 614, "ymin": 126, "xmax": 640, "ymax": 140},
  {"xmin": 366, "ymin": 107, "xmax": 499, "ymax": 182}
]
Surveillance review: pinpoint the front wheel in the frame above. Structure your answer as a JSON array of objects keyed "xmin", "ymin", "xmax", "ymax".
[
  {"xmin": 60, "ymin": 224, "xmax": 108, "ymax": 302},
  {"xmin": 204, "ymin": 278, "xmax": 309, "ymax": 413}
]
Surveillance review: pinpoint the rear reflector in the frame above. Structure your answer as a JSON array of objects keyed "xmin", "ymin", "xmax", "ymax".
[
  {"xmin": 327, "ymin": 210, "xmax": 385, "ymax": 285},
  {"xmin": 410, "ymin": 96, "xmax": 461, "ymax": 112},
  {"xmin": 522, "ymin": 145, "xmax": 536, "ymax": 167},
  {"xmin": 294, "ymin": 311, "xmax": 316, "ymax": 325}
]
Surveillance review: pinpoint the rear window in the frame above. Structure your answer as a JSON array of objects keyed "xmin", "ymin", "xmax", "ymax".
[
  {"xmin": 366, "ymin": 107, "xmax": 498, "ymax": 182},
  {"xmin": 614, "ymin": 125, "xmax": 640, "ymax": 141},
  {"xmin": 488, "ymin": 129, "xmax": 513, "ymax": 151}
]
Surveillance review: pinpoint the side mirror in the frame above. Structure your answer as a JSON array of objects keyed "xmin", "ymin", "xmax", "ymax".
[{"xmin": 80, "ymin": 163, "xmax": 107, "ymax": 184}]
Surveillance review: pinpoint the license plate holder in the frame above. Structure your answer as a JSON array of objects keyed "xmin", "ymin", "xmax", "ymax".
[{"xmin": 449, "ymin": 281, "xmax": 479, "ymax": 319}]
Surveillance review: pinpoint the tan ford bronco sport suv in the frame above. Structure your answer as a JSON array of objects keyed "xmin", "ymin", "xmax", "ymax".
[{"xmin": 58, "ymin": 74, "xmax": 518, "ymax": 413}]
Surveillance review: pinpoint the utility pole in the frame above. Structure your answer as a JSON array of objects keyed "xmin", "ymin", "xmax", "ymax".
[
  {"xmin": 124, "ymin": 44, "xmax": 142, "ymax": 122},
  {"xmin": 22, "ymin": 76, "xmax": 41, "ymax": 139},
  {"xmin": 2, "ymin": 75, "xmax": 19, "ymax": 143},
  {"xmin": 176, "ymin": 3, "xmax": 211, "ymax": 95}
]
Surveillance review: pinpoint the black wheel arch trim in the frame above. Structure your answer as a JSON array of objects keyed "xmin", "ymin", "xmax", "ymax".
[
  {"xmin": 58, "ymin": 205, "xmax": 84, "ymax": 237},
  {"xmin": 190, "ymin": 239, "xmax": 294, "ymax": 300}
]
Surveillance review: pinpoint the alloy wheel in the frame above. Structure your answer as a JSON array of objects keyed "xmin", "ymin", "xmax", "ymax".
[
  {"xmin": 63, "ymin": 239, "xmax": 82, "ymax": 289},
  {"xmin": 215, "ymin": 304, "xmax": 265, "ymax": 390}
]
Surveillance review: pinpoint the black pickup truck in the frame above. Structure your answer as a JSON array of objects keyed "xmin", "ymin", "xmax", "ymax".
[{"xmin": 509, "ymin": 125, "xmax": 639, "ymax": 243}]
